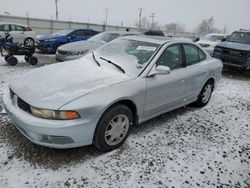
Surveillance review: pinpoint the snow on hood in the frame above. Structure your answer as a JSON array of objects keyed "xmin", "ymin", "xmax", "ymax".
[
  {"xmin": 10, "ymin": 60, "xmax": 132, "ymax": 109},
  {"xmin": 58, "ymin": 40, "xmax": 102, "ymax": 52},
  {"xmin": 216, "ymin": 41, "xmax": 250, "ymax": 51}
]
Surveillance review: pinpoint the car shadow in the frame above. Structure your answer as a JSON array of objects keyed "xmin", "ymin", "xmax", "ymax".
[{"xmin": 222, "ymin": 68, "xmax": 250, "ymax": 80}]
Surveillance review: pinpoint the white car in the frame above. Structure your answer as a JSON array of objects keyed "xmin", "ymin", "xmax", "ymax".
[
  {"xmin": 0, "ymin": 22, "xmax": 36, "ymax": 46},
  {"xmin": 197, "ymin": 33, "xmax": 226, "ymax": 55}
]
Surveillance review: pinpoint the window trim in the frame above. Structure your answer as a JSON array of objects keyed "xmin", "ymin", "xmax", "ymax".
[{"xmin": 182, "ymin": 43, "xmax": 207, "ymax": 67}]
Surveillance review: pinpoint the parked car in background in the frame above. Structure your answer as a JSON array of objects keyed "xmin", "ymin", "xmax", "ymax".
[
  {"xmin": 37, "ymin": 29, "xmax": 99, "ymax": 53},
  {"xmin": 0, "ymin": 22, "xmax": 36, "ymax": 46},
  {"xmin": 3, "ymin": 35, "xmax": 222, "ymax": 152},
  {"xmin": 197, "ymin": 33, "xmax": 226, "ymax": 54},
  {"xmin": 143, "ymin": 30, "xmax": 165, "ymax": 36},
  {"xmin": 213, "ymin": 30, "xmax": 250, "ymax": 70},
  {"xmin": 56, "ymin": 31, "xmax": 139, "ymax": 61}
]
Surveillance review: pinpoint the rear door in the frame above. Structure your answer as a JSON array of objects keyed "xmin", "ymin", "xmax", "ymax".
[
  {"xmin": 182, "ymin": 44, "xmax": 209, "ymax": 102},
  {"xmin": 9, "ymin": 24, "xmax": 27, "ymax": 42}
]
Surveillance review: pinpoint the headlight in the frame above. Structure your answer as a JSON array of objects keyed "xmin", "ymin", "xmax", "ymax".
[
  {"xmin": 70, "ymin": 50, "xmax": 88, "ymax": 56},
  {"xmin": 214, "ymin": 47, "xmax": 223, "ymax": 53},
  {"xmin": 30, "ymin": 106, "xmax": 80, "ymax": 120}
]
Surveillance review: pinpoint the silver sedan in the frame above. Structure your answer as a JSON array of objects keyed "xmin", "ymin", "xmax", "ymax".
[{"xmin": 3, "ymin": 36, "xmax": 223, "ymax": 152}]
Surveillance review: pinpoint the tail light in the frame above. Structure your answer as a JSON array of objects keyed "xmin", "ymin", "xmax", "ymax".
[{"xmin": 25, "ymin": 26, "xmax": 32, "ymax": 31}]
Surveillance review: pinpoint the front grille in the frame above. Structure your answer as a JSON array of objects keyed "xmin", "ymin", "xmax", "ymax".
[
  {"xmin": 17, "ymin": 97, "xmax": 31, "ymax": 114},
  {"xmin": 221, "ymin": 48, "xmax": 249, "ymax": 58}
]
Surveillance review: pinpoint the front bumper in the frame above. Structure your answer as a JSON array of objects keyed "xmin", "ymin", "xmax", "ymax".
[{"xmin": 2, "ymin": 92, "xmax": 97, "ymax": 149}]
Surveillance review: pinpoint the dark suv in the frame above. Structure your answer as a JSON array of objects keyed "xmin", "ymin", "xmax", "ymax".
[{"xmin": 213, "ymin": 30, "xmax": 250, "ymax": 69}]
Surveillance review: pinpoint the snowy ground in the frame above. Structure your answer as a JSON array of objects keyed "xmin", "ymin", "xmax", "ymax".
[{"xmin": 0, "ymin": 56, "xmax": 249, "ymax": 188}]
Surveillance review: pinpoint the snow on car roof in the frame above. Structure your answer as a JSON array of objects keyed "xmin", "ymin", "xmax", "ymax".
[{"xmin": 122, "ymin": 35, "xmax": 192, "ymax": 45}]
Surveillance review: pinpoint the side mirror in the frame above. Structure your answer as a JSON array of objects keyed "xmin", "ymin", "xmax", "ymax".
[
  {"xmin": 221, "ymin": 38, "xmax": 226, "ymax": 42},
  {"xmin": 194, "ymin": 37, "xmax": 200, "ymax": 42},
  {"xmin": 148, "ymin": 65, "xmax": 171, "ymax": 77}
]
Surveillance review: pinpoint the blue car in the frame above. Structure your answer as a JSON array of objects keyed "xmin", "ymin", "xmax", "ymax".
[
  {"xmin": 213, "ymin": 30, "xmax": 250, "ymax": 70},
  {"xmin": 37, "ymin": 29, "xmax": 100, "ymax": 53}
]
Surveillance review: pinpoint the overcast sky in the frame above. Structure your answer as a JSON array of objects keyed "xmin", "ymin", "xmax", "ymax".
[{"xmin": 1, "ymin": 0, "xmax": 249, "ymax": 33}]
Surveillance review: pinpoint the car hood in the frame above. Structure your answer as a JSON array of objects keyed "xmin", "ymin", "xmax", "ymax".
[
  {"xmin": 10, "ymin": 60, "xmax": 133, "ymax": 110},
  {"xmin": 38, "ymin": 34, "xmax": 62, "ymax": 41},
  {"xmin": 216, "ymin": 41, "xmax": 250, "ymax": 51},
  {"xmin": 197, "ymin": 39, "xmax": 218, "ymax": 46},
  {"xmin": 58, "ymin": 41, "xmax": 103, "ymax": 52}
]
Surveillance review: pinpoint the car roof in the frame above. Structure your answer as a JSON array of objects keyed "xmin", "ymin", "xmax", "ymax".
[
  {"xmin": 104, "ymin": 31, "xmax": 140, "ymax": 35},
  {"xmin": 0, "ymin": 22, "xmax": 27, "ymax": 27},
  {"xmin": 235, "ymin": 29, "xmax": 250, "ymax": 33},
  {"xmin": 121, "ymin": 35, "xmax": 192, "ymax": 45}
]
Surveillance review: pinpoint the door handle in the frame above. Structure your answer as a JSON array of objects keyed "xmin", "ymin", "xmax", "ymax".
[{"xmin": 180, "ymin": 80, "xmax": 185, "ymax": 83}]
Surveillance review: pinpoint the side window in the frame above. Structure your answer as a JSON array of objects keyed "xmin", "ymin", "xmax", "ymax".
[
  {"xmin": 156, "ymin": 45, "xmax": 183, "ymax": 70},
  {"xmin": 198, "ymin": 48, "xmax": 206, "ymax": 61},
  {"xmin": 72, "ymin": 30, "xmax": 86, "ymax": 36},
  {"xmin": 183, "ymin": 44, "xmax": 200, "ymax": 66},
  {"xmin": 0, "ymin": 24, "xmax": 10, "ymax": 31}
]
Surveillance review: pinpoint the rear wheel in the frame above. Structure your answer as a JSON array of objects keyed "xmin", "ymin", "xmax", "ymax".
[
  {"xmin": 24, "ymin": 38, "xmax": 35, "ymax": 47},
  {"xmin": 94, "ymin": 105, "xmax": 133, "ymax": 152},
  {"xmin": 29, "ymin": 56, "xmax": 38, "ymax": 65},
  {"xmin": 7, "ymin": 56, "xmax": 18, "ymax": 66},
  {"xmin": 194, "ymin": 81, "xmax": 213, "ymax": 107}
]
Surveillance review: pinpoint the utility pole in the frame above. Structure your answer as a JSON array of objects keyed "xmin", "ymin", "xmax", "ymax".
[
  {"xmin": 138, "ymin": 8, "xmax": 143, "ymax": 31},
  {"xmin": 55, "ymin": 0, "xmax": 59, "ymax": 20},
  {"xmin": 26, "ymin": 12, "xmax": 30, "ymax": 27},
  {"xmin": 105, "ymin": 8, "xmax": 108, "ymax": 25},
  {"xmin": 150, "ymin": 13, "xmax": 155, "ymax": 29}
]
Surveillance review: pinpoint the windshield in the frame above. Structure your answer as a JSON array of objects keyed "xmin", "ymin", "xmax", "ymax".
[
  {"xmin": 92, "ymin": 38, "xmax": 160, "ymax": 76},
  {"xmin": 227, "ymin": 32, "xmax": 250, "ymax": 43},
  {"xmin": 88, "ymin": 32, "xmax": 120, "ymax": 44},
  {"xmin": 53, "ymin": 29, "xmax": 74, "ymax": 36},
  {"xmin": 204, "ymin": 34, "xmax": 224, "ymax": 42}
]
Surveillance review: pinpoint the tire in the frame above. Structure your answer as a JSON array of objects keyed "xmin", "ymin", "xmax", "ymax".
[
  {"xmin": 94, "ymin": 105, "xmax": 133, "ymax": 152},
  {"xmin": 4, "ymin": 56, "xmax": 10, "ymax": 62},
  {"xmin": 24, "ymin": 38, "xmax": 35, "ymax": 47},
  {"xmin": 7, "ymin": 56, "xmax": 18, "ymax": 66},
  {"xmin": 24, "ymin": 55, "xmax": 31, "ymax": 62},
  {"xmin": 29, "ymin": 56, "xmax": 38, "ymax": 65},
  {"xmin": 194, "ymin": 80, "xmax": 214, "ymax": 107}
]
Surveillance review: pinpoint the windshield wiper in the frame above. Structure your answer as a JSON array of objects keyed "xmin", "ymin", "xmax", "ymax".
[
  {"xmin": 99, "ymin": 57, "xmax": 125, "ymax": 73},
  {"xmin": 92, "ymin": 52, "xmax": 101, "ymax": 67}
]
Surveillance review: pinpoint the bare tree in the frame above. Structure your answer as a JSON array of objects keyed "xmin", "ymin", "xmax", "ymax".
[
  {"xmin": 134, "ymin": 16, "xmax": 161, "ymax": 29},
  {"xmin": 164, "ymin": 23, "xmax": 186, "ymax": 33},
  {"xmin": 195, "ymin": 17, "xmax": 221, "ymax": 34}
]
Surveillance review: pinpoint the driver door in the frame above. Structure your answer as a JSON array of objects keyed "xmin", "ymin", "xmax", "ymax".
[{"xmin": 144, "ymin": 44, "xmax": 188, "ymax": 117}]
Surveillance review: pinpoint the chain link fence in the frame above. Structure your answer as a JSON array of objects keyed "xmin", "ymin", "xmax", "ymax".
[{"xmin": 0, "ymin": 15, "xmax": 200, "ymax": 37}]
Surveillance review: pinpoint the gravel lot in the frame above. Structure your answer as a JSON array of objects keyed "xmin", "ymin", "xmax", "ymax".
[{"xmin": 0, "ymin": 56, "xmax": 249, "ymax": 188}]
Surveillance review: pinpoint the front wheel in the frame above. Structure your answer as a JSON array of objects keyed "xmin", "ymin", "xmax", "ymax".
[
  {"xmin": 194, "ymin": 81, "xmax": 213, "ymax": 107},
  {"xmin": 94, "ymin": 105, "xmax": 133, "ymax": 152},
  {"xmin": 7, "ymin": 56, "xmax": 18, "ymax": 66},
  {"xmin": 29, "ymin": 56, "xmax": 38, "ymax": 65}
]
